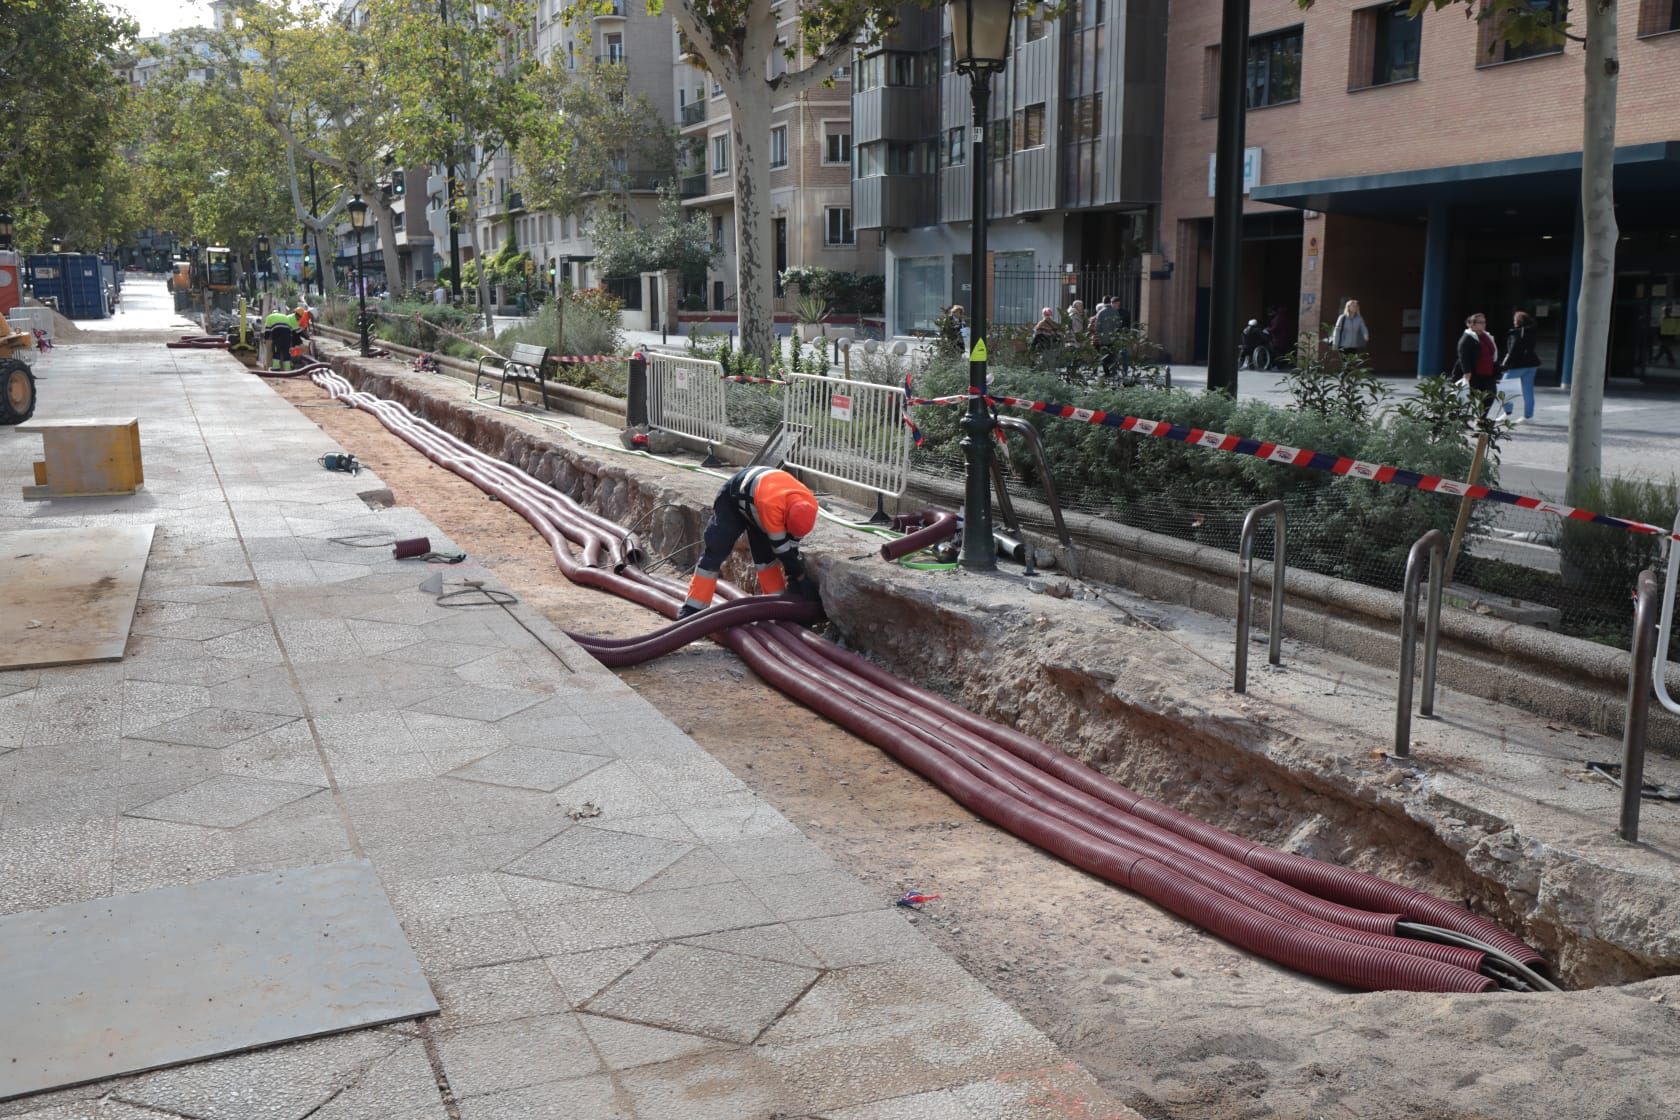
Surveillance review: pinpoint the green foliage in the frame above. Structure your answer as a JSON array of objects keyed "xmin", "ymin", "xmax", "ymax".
[
  {"xmin": 1559, "ymin": 474, "xmax": 1678, "ymax": 596},
  {"xmin": 589, "ymin": 185, "xmax": 718, "ymax": 283},
  {"xmin": 495, "ymin": 288, "xmax": 626, "ymax": 368},
  {"xmin": 779, "ymin": 267, "xmax": 884, "ymax": 315},
  {"xmin": 1394, "ymin": 374, "xmax": 1512, "ymax": 459},
  {"xmin": 1281, "ymin": 332, "xmax": 1390, "ymax": 421},
  {"xmin": 518, "ymin": 58, "xmax": 678, "ymax": 220},
  {"xmin": 794, "ymin": 294, "xmax": 830, "ymax": 325},
  {"xmin": 1, "ymin": 1, "xmax": 141, "ymax": 248},
  {"xmin": 909, "ymin": 353, "xmax": 1489, "ymax": 589}
]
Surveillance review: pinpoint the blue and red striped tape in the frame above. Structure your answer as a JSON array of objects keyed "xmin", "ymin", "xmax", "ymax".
[{"xmin": 901, "ymin": 380, "xmax": 1676, "ymax": 543}]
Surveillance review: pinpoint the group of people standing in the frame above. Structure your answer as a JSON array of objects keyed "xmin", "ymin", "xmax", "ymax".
[
  {"xmin": 1322, "ymin": 298, "xmax": 1538, "ymax": 422},
  {"xmin": 1457, "ymin": 309, "xmax": 1540, "ymax": 421}
]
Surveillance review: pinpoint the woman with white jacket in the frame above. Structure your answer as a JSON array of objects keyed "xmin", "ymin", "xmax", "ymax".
[{"xmin": 1328, "ymin": 299, "xmax": 1370, "ymax": 356}]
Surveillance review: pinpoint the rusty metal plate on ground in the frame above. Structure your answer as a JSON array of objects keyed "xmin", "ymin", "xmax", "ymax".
[
  {"xmin": 0, "ymin": 525, "xmax": 153, "ymax": 669},
  {"xmin": 0, "ymin": 860, "xmax": 437, "ymax": 1101}
]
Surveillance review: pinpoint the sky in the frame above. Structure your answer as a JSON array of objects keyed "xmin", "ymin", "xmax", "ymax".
[{"xmin": 103, "ymin": 0, "xmax": 213, "ymax": 38}]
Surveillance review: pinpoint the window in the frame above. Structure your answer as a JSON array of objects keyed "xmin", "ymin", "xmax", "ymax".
[
  {"xmin": 711, "ymin": 80, "xmax": 723, "ymax": 97},
  {"xmin": 833, "ymin": 63, "xmax": 852, "ymax": 82},
  {"xmin": 1024, "ymin": 14, "xmax": 1047, "ymax": 41},
  {"xmin": 605, "ymin": 32, "xmax": 624, "ymax": 62},
  {"xmin": 824, "ymin": 127, "xmax": 851, "ymax": 165},
  {"xmin": 567, "ymin": 43, "xmax": 576, "ymax": 69},
  {"xmin": 896, "ymin": 256, "xmax": 946, "ymax": 334},
  {"xmin": 1246, "ymin": 26, "xmax": 1303, "ymax": 108},
  {"xmin": 1068, "ymin": 92, "xmax": 1102, "ymax": 142},
  {"xmin": 774, "ymin": 218, "xmax": 787, "ymax": 293},
  {"xmin": 825, "ymin": 207, "xmax": 855, "ymax": 246},
  {"xmin": 941, "ymin": 34, "xmax": 953, "ymax": 72},
  {"xmin": 1352, "ymin": 2, "xmax": 1422, "ymax": 86},
  {"xmin": 855, "ymin": 142, "xmax": 884, "ymax": 177},
  {"xmin": 712, "ymin": 134, "xmax": 730, "ymax": 176},
  {"xmin": 1481, "ymin": 0, "xmax": 1565, "ymax": 62},
  {"xmin": 769, "ymin": 126, "xmax": 788, "ymax": 169},
  {"xmin": 946, "ymin": 126, "xmax": 965, "ymax": 167},
  {"xmin": 711, "ymin": 215, "xmax": 725, "ymax": 248},
  {"xmin": 989, "ymin": 114, "xmax": 1011, "ymax": 161},
  {"xmin": 854, "ymin": 53, "xmax": 881, "ymax": 90},
  {"xmin": 1013, "ymin": 104, "xmax": 1045, "ymax": 150},
  {"xmin": 1636, "ymin": 0, "xmax": 1680, "ymax": 34}
]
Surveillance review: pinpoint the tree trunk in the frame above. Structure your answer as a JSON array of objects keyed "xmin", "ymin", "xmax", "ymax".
[
  {"xmin": 728, "ymin": 87, "xmax": 776, "ymax": 367},
  {"xmin": 1565, "ymin": 0, "xmax": 1618, "ymax": 506},
  {"xmin": 372, "ymin": 194, "xmax": 401, "ymax": 296},
  {"xmin": 464, "ymin": 177, "xmax": 493, "ymax": 330}
]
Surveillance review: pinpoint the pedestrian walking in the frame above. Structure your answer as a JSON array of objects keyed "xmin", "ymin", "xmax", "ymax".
[
  {"xmin": 1455, "ymin": 312, "xmax": 1501, "ymax": 418},
  {"xmin": 681, "ymin": 467, "xmax": 821, "ymax": 618},
  {"xmin": 1500, "ymin": 310, "xmax": 1539, "ymax": 422},
  {"xmin": 1031, "ymin": 307, "xmax": 1060, "ymax": 354},
  {"xmin": 1092, "ymin": 296, "xmax": 1124, "ymax": 378},
  {"xmin": 1329, "ymin": 299, "xmax": 1370, "ymax": 357},
  {"xmin": 1066, "ymin": 299, "xmax": 1088, "ymax": 337},
  {"xmin": 940, "ymin": 304, "xmax": 968, "ymax": 351}
]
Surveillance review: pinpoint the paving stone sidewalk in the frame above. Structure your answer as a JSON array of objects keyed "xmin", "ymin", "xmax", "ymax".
[{"xmin": 0, "ymin": 340, "xmax": 1138, "ymax": 1120}]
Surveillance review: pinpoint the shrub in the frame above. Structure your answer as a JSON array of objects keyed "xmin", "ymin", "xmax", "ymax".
[
  {"xmin": 908, "ymin": 352, "xmax": 1486, "ymax": 589},
  {"xmin": 780, "ymin": 267, "xmax": 885, "ymax": 315}
]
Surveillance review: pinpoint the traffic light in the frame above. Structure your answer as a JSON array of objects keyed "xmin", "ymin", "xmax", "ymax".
[{"xmin": 391, "ymin": 172, "xmax": 405, "ymax": 197}]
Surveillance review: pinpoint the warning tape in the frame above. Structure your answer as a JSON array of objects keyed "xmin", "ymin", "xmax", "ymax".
[{"xmin": 904, "ymin": 385, "xmax": 1679, "ymax": 543}]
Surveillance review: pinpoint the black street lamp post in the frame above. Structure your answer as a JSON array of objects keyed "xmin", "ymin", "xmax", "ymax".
[
  {"xmin": 0, "ymin": 210, "xmax": 12, "ymax": 251},
  {"xmin": 949, "ymin": 0, "xmax": 1012, "ymax": 573},
  {"xmin": 348, "ymin": 195, "xmax": 370, "ymax": 357},
  {"xmin": 257, "ymin": 234, "xmax": 270, "ymax": 299}
]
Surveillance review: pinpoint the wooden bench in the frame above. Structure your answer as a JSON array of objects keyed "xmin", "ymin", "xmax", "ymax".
[{"xmin": 474, "ymin": 343, "xmax": 552, "ymax": 409}]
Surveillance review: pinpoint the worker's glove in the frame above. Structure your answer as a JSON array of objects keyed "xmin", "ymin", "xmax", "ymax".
[
  {"xmin": 677, "ymin": 604, "xmax": 702, "ymax": 620},
  {"xmin": 790, "ymin": 577, "xmax": 821, "ymax": 603}
]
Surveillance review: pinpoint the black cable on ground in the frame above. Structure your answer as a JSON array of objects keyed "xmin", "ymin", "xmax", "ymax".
[{"xmin": 1397, "ymin": 922, "xmax": 1564, "ymax": 992}]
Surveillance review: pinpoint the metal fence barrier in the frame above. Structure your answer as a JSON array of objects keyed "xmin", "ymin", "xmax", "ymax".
[
  {"xmin": 782, "ymin": 372, "xmax": 909, "ymax": 499},
  {"xmin": 1395, "ymin": 529, "xmax": 1446, "ymax": 758},
  {"xmin": 1622, "ymin": 568, "xmax": 1660, "ymax": 842},
  {"xmin": 1235, "ymin": 500, "xmax": 1286, "ymax": 694},
  {"xmin": 647, "ymin": 352, "xmax": 727, "ymax": 463}
]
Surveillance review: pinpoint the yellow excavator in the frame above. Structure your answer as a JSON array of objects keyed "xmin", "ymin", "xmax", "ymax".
[{"xmin": 0, "ymin": 310, "xmax": 39, "ymax": 424}]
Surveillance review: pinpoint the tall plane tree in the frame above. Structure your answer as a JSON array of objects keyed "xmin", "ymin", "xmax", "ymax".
[
  {"xmin": 366, "ymin": 0, "xmax": 541, "ymax": 319},
  {"xmin": 563, "ymin": 0, "xmax": 904, "ymax": 364}
]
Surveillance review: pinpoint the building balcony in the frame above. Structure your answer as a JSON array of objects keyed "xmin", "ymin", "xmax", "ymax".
[
  {"xmin": 593, "ymin": 0, "xmax": 626, "ymax": 20},
  {"xmin": 593, "ymin": 53, "xmax": 626, "ymax": 66},
  {"xmin": 680, "ymin": 101, "xmax": 707, "ymax": 127},
  {"xmin": 680, "ymin": 173, "xmax": 709, "ymax": 199}
]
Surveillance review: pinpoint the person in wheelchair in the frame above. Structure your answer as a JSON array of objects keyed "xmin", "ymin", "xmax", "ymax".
[{"xmin": 1239, "ymin": 319, "xmax": 1271, "ymax": 371}]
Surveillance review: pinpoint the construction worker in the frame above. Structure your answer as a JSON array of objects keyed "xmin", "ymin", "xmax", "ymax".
[
  {"xmin": 291, "ymin": 303, "xmax": 312, "ymax": 363},
  {"xmin": 264, "ymin": 306, "xmax": 299, "ymax": 371},
  {"xmin": 680, "ymin": 466, "xmax": 820, "ymax": 618}
]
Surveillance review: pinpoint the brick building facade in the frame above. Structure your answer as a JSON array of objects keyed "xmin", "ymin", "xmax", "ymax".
[{"xmin": 1152, "ymin": 0, "xmax": 1680, "ymax": 382}]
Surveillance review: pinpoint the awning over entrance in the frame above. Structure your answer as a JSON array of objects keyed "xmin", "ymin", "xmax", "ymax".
[{"xmin": 1251, "ymin": 142, "xmax": 1680, "ymax": 218}]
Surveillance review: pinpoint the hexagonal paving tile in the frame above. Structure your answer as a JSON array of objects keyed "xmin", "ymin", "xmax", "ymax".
[
  {"xmin": 585, "ymin": 943, "xmax": 819, "ymax": 1044},
  {"xmin": 410, "ymin": 685, "xmax": 545, "ymax": 723},
  {"xmin": 127, "ymin": 708, "xmax": 298, "ymax": 750},
  {"xmin": 501, "ymin": 825, "xmax": 692, "ymax": 891},
  {"xmin": 124, "ymin": 775, "xmax": 325, "ymax": 829},
  {"xmin": 447, "ymin": 746, "xmax": 611, "ymax": 792}
]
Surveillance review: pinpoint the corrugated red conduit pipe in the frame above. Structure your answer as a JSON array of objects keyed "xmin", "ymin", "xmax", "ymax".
[{"xmin": 309, "ymin": 370, "xmax": 1540, "ymax": 993}]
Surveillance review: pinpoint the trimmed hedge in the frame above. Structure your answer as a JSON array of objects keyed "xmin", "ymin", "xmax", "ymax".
[{"xmin": 908, "ymin": 356, "xmax": 1491, "ymax": 589}]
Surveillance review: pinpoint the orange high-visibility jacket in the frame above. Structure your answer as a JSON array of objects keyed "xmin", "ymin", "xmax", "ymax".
[{"xmin": 737, "ymin": 467, "xmax": 814, "ymax": 549}]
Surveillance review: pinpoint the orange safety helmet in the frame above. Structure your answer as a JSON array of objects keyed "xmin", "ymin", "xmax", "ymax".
[{"xmin": 786, "ymin": 496, "xmax": 818, "ymax": 539}]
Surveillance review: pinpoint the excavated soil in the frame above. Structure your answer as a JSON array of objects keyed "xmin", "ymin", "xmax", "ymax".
[{"xmin": 269, "ymin": 375, "xmax": 1680, "ymax": 1120}]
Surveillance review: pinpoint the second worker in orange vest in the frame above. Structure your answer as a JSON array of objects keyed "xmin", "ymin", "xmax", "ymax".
[{"xmin": 680, "ymin": 467, "xmax": 820, "ymax": 618}]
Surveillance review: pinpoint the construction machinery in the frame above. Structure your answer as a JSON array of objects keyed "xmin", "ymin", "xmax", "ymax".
[{"xmin": 0, "ymin": 309, "xmax": 38, "ymax": 424}]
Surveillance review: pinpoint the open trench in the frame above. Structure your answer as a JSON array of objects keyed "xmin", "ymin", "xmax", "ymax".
[{"xmin": 265, "ymin": 362, "xmax": 1680, "ymax": 1120}]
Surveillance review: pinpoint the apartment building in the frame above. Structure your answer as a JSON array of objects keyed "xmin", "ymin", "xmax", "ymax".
[
  {"xmin": 676, "ymin": 13, "xmax": 880, "ymax": 316},
  {"xmin": 852, "ymin": 1, "xmax": 1167, "ymax": 337},
  {"xmin": 1154, "ymin": 0, "xmax": 1680, "ymax": 381},
  {"xmin": 472, "ymin": 0, "xmax": 676, "ymax": 301}
]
